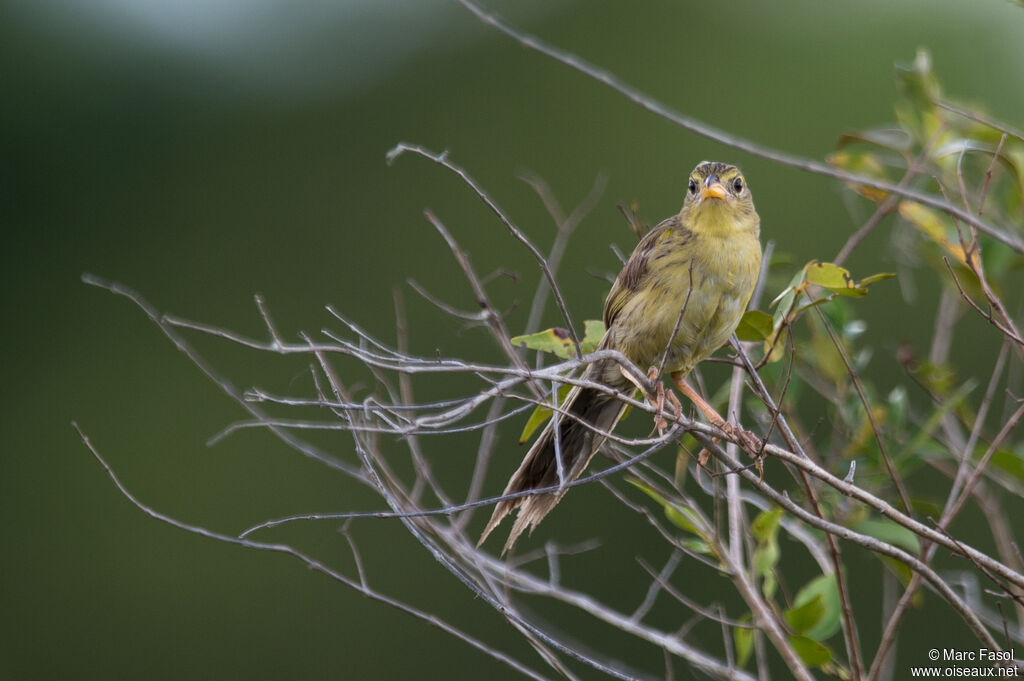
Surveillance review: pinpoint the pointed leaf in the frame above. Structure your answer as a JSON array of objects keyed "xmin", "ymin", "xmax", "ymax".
[
  {"xmin": 517, "ymin": 384, "xmax": 572, "ymax": 444},
  {"xmin": 827, "ymin": 150, "xmax": 893, "ymax": 201},
  {"xmin": 753, "ymin": 541, "xmax": 779, "ymax": 580},
  {"xmin": 510, "ymin": 327, "xmax": 576, "ymax": 358},
  {"xmin": 751, "ymin": 507, "xmax": 783, "ymax": 542},
  {"xmin": 751, "ymin": 508, "xmax": 782, "ymax": 599},
  {"xmin": 898, "ymin": 201, "xmax": 975, "ymax": 267},
  {"xmin": 990, "ymin": 448, "xmax": 1024, "ymax": 484},
  {"xmin": 793, "ymin": 574, "xmax": 841, "ymax": 641},
  {"xmin": 805, "ymin": 261, "xmax": 859, "ymax": 292},
  {"xmin": 789, "ymin": 635, "xmax": 833, "ymax": 667},
  {"xmin": 853, "ymin": 518, "xmax": 921, "ymax": 554},
  {"xmin": 770, "ymin": 266, "xmax": 810, "ymax": 309},
  {"xmin": 681, "ymin": 538, "xmax": 712, "ymax": 555},
  {"xmin": 785, "ymin": 594, "xmax": 825, "ymax": 635},
  {"xmin": 736, "ymin": 309, "xmax": 774, "ymax": 342},
  {"xmin": 857, "ymin": 272, "xmax": 896, "ymax": 287},
  {"xmin": 581, "ymin": 319, "xmax": 606, "ymax": 353},
  {"xmin": 734, "ymin": 615, "xmax": 754, "ymax": 668},
  {"xmin": 836, "ymin": 127, "xmax": 913, "ymax": 152},
  {"xmin": 627, "ymin": 479, "xmax": 706, "ymax": 537}
]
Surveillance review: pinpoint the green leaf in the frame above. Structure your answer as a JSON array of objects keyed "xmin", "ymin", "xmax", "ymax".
[
  {"xmin": 898, "ymin": 201, "xmax": 975, "ymax": 267},
  {"xmin": 752, "ymin": 539, "xmax": 779, "ymax": 578},
  {"xmin": 805, "ymin": 261, "xmax": 855, "ymax": 289},
  {"xmin": 509, "ymin": 327, "xmax": 577, "ymax": 359},
  {"xmin": 751, "ymin": 507, "xmax": 783, "ymax": 542},
  {"xmin": 517, "ymin": 384, "xmax": 572, "ymax": 444},
  {"xmin": 991, "ymin": 448, "xmax": 1024, "ymax": 484},
  {"xmin": 770, "ymin": 266, "xmax": 809, "ymax": 309},
  {"xmin": 734, "ymin": 615, "xmax": 754, "ymax": 668},
  {"xmin": 879, "ymin": 556, "xmax": 920, "ymax": 600},
  {"xmin": 627, "ymin": 479, "xmax": 707, "ymax": 537},
  {"xmin": 857, "ymin": 272, "xmax": 896, "ymax": 287},
  {"xmin": 762, "ymin": 326, "xmax": 789, "ymax": 363},
  {"xmin": 805, "ymin": 261, "xmax": 870, "ymax": 297},
  {"xmin": 785, "ymin": 594, "xmax": 825, "ymax": 635},
  {"xmin": 581, "ymin": 319, "xmax": 605, "ymax": 353},
  {"xmin": 789, "ymin": 635, "xmax": 833, "ymax": 667},
  {"xmin": 762, "ymin": 261, "xmax": 890, "ymax": 364},
  {"xmin": 826, "ymin": 150, "xmax": 893, "ymax": 202},
  {"xmin": 853, "ymin": 518, "xmax": 921, "ymax": 554},
  {"xmin": 895, "ymin": 379, "xmax": 976, "ymax": 463},
  {"xmin": 792, "ymin": 574, "xmax": 841, "ymax": 641},
  {"xmin": 665, "ymin": 504, "xmax": 704, "ymax": 536},
  {"xmin": 836, "ymin": 127, "xmax": 913, "ymax": 152},
  {"xmin": 681, "ymin": 537, "xmax": 712, "ymax": 555},
  {"xmin": 751, "ymin": 508, "xmax": 783, "ymax": 599},
  {"xmin": 736, "ymin": 309, "xmax": 774, "ymax": 341}
]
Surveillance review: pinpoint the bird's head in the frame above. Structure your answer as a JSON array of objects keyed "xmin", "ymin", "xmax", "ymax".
[{"xmin": 680, "ymin": 161, "xmax": 759, "ymax": 238}]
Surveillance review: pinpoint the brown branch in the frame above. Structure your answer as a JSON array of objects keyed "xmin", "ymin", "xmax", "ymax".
[
  {"xmin": 387, "ymin": 143, "xmax": 584, "ymax": 357},
  {"xmin": 457, "ymin": 0, "xmax": 1024, "ymax": 255}
]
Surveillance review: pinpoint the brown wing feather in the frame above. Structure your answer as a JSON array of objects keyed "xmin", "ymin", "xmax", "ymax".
[{"xmin": 603, "ymin": 215, "xmax": 684, "ymax": 328}]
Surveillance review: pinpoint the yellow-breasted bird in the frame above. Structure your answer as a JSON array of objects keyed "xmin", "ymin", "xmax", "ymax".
[{"xmin": 480, "ymin": 161, "xmax": 762, "ymax": 554}]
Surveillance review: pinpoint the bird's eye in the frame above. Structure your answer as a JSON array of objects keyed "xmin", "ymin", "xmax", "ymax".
[
  {"xmin": 687, "ymin": 179, "xmax": 697, "ymax": 195},
  {"xmin": 733, "ymin": 177, "xmax": 744, "ymax": 193}
]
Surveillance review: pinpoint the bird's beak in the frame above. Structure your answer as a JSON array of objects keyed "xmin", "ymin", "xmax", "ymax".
[{"xmin": 700, "ymin": 175, "xmax": 727, "ymax": 201}]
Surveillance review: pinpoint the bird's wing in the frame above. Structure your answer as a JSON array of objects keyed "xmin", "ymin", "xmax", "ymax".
[{"xmin": 602, "ymin": 215, "xmax": 684, "ymax": 329}]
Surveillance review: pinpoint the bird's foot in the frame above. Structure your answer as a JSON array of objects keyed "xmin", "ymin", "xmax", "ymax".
[
  {"xmin": 717, "ymin": 420, "xmax": 763, "ymax": 460},
  {"xmin": 647, "ymin": 366, "xmax": 682, "ymax": 437}
]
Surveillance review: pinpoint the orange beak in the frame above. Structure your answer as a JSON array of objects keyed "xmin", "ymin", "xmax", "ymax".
[{"xmin": 700, "ymin": 181, "xmax": 727, "ymax": 201}]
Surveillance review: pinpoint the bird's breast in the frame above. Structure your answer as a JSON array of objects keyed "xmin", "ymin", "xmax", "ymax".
[{"xmin": 608, "ymin": 233, "xmax": 760, "ymax": 376}]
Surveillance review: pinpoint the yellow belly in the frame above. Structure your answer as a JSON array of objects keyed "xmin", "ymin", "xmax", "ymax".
[{"xmin": 607, "ymin": 233, "xmax": 759, "ymax": 378}]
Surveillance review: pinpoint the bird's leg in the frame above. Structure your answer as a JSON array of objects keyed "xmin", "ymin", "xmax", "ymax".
[
  {"xmin": 619, "ymin": 365, "xmax": 681, "ymax": 437},
  {"xmin": 671, "ymin": 371, "xmax": 760, "ymax": 455},
  {"xmin": 647, "ymin": 366, "xmax": 682, "ymax": 437}
]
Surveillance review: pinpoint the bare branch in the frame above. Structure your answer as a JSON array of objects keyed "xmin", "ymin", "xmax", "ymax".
[{"xmin": 457, "ymin": 0, "xmax": 1024, "ymax": 255}]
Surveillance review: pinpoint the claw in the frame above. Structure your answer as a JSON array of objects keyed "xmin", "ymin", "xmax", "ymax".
[{"xmin": 718, "ymin": 420, "xmax": 762, "ymax": 456}]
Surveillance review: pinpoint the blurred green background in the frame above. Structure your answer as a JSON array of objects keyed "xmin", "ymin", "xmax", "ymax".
[{"xmin": 4, "ymin": 0, "xmax": 1023, "ymax": 678}]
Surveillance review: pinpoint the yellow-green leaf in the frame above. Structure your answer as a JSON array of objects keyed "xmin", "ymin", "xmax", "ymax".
[
  {"xmin": 627, "ymin": 479, "xmax": 707, "ymax": 537},
  {"xmin": 785, "ymin": 594, "xmax": 825, "ymax": 635},
  {"xmin": 581, "ymin": 319, "xmax": 606, "ymax": 353},
  {"xmin": 681, "ymin": 537, "xmax": 712, "ymax": 555},
  {"xmin": 762, "ymin": 326, "xmax": 789, "ymax": 364},
  {"xmin": 805, "ymin": 261, "xmax": 858, "ymax": 291},
  {"xmin": 751, "ymin": 507, "xmax": 783, "ymax": 542},
  {"xmin": 517, "ymin": 384, "xmax": 572, "ymax": 444},
  {"xmin": 736, "ymin": 309, "xmax": 774, "ymax": 342},
  {"xmin": 751, "ymin": 508, "xmax": 782, "ymax": 599},
  {"xmin": 836, "ymin": 127, "xmax": 913, "ymax": 153},
  {"xmin": 792, "ymin": 574, "xmax": 841, "ymax": 641},
  {"xmin": 858, "ymin": 272, "xmax": 896, "ymax": 287},
  {"xmin": 510, "ymin": 327, "xmax": 577, "ymax": 359},
  {"xmin": 753, "ymin": 540, "xmax": 779, "ymax": 580},
  {"xmin": 789, "ymin": 635, "xmax": 833, "ymax": 667},
  {"xmin": 734, "ymin": 615, "xmax": 754, "ymax": 668},
  {"xmin": 827, "ymin": 150, "xmax": 892, "ymax": 202},
  {"xmin": 991, "ymin": 448, "xmax": 1024, "ymax": 484},
  {"xmin": 898, "ymin": 201, "xmax": 975, "ymax": 267},
  {"xmin": 853, "ymin": 518, "xmax": 921, "ymax": 554}
]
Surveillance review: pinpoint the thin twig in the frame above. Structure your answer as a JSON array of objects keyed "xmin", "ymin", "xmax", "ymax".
[
  {"xmin": 387, "ymin": 143, "xmax": 584, "ymax": 357},
  {"xmin": 73, "ymin": 422, "xmax": 555, "ymax": 681},
  {"xmin": 457, "ymin": 0, "xmax": 1024, "ymax": 255}
]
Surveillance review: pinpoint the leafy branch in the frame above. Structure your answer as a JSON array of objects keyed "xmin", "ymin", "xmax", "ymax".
[{"xmin": 78, "ymin": 4, "xmax": 1024, "ymax": 681}]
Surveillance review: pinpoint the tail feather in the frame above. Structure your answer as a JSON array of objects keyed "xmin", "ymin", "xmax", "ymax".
[{"xmin": 479, "ymin": 377, "xmax": 628, "ymax": 553}]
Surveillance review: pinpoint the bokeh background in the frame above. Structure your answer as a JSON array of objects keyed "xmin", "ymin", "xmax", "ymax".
[{"xmin": 5, "ymin": 0, "xmax": 1024, "ymax": 678}]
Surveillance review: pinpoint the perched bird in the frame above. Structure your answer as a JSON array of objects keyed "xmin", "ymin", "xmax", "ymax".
[{"xmin": 480, "ymin": 161, "xmax": 762, "ymax": 554}]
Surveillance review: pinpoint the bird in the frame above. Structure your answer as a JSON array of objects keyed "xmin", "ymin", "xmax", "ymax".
[{"xmin": 479, "ymin": 161, "xmax": 762, "ymax": 554}]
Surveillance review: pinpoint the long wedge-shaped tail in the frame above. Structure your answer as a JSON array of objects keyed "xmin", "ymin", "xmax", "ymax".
[{"xmin": 479, "ymin": 367, "xmax": 628, "ymax": 554}]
